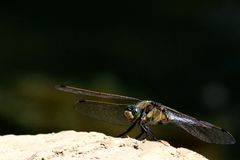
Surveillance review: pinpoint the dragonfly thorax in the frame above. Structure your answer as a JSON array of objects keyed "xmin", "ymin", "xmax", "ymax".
[{"xmin": 124, "ymin": 105, "xmax": 141, "ymax": 122}]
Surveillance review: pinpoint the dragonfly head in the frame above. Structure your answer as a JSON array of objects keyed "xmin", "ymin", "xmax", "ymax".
[{"xmin": 124, "ymin": 105, "xmax": 141, "ymax": 122}]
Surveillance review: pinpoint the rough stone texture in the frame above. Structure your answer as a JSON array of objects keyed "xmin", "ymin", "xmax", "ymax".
[{"xmin": 0, "ymin": 130, "xmax": 208, "ymax": 160}]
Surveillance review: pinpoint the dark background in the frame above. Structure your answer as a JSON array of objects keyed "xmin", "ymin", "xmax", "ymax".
[{"xmin": 0, "ymin": 1, "xmax": 239, "ymax": 159}]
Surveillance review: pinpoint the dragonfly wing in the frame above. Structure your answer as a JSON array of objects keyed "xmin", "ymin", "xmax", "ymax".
[
  {"xmin": 164, "ymin": 106, "xmax": 235, "ymax": 144},
  {"xmin": 56, "ymin": 85, "xmax": 140, "ymax": 102},
  {"xmin": 74, "ymin": 100, "xmax": 131, "ymax": 125}
]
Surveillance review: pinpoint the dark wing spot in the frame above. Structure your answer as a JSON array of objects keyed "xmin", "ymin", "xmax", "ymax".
[{"xmin": 78, "ymin": 100, "xmax": 86, "ymax": 103}]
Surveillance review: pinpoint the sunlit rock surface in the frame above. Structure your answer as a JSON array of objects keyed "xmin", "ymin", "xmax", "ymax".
[{"xmin": 0, "ymin": 131, "xmax": 208, "ymax": 160}]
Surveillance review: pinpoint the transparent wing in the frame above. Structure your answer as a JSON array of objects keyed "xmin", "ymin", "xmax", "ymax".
[
  {"xmin": 55, "ymin": 85, "xmax": 140, "ymax": 103},
  {"xmin": 74, "ymin": 100, "xmax": 131, "ymax": 125},
  {"xmin": 164, "ymin": 106, "xmax": 235, "ymax": 144}
]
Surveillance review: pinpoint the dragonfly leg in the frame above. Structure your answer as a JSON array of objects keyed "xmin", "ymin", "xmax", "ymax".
[
  {"xmin": 139, "ymin": 122, "xmax": 158, "ymax": 141},
  {"xmin": 117, "ymin": 120, "xmax": 138, "ymax": 137},
  {"xmin": 135, "ymin": 130, "xmax": 145, "ymax": 139}
]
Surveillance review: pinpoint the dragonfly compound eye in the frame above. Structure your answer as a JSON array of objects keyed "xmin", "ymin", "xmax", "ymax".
[{"xmin": 124, "ymin": 105, "xmax": 141, "ymax": 121}]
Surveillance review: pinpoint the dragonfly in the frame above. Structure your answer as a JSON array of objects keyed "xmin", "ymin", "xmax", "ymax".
[{"xmin": 55, "ymin": 84, "xmax": 235, "ymax": 144}]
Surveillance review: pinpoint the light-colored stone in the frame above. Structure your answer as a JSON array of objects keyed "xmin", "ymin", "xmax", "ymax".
[{"xmin": 0, "ymin": 131, "xmax": 208, "ymax": 160}]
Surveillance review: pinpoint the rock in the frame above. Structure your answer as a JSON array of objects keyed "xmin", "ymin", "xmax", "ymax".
[{"xmin": 0, "ymin": 130, "xmax": 208, "ymax": 160}]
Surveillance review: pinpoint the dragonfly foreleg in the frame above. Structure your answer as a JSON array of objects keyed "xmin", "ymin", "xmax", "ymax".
[
  {"xmin": 139, "ymin": 122, "xmax": 158, "ymax": 141},
  {"xmin": 117, "ymin": 120, "xmax": 138, "ymax": 137},
  {"xmin": 135, "ymin": 130, "xmax": 145, "ymax": 139}
]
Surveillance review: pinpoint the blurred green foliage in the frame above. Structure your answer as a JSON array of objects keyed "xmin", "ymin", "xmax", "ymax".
[{"xmin": 0, "ymin": 1, "xmax": 239, "ymax": 159}]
